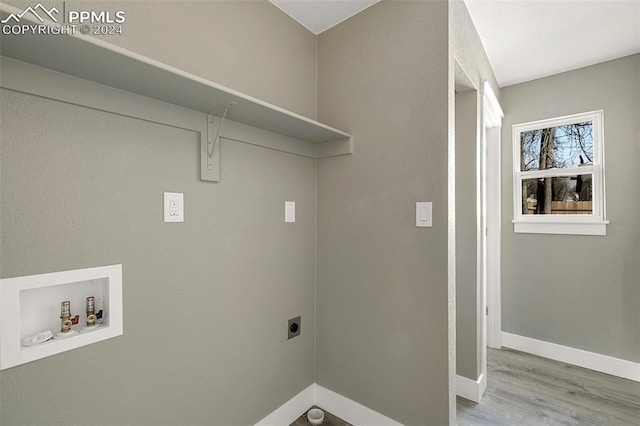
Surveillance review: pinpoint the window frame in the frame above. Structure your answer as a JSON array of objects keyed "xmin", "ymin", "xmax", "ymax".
[{"xmin": 512, "ymin": 110, "xmax": 608, "ymax": 235}]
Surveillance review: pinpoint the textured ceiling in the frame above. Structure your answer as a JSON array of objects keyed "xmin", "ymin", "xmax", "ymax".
[
  {"xmin": 269, "ymin": 0, "xmax": 380, "ymax": 34},
  {"xmin": 464, "ymin": 0, "xmax": 640, "ymax": 87},
  {"xmin": 269, "ymin": 0, "xmax": 639, "ymax": 87}
]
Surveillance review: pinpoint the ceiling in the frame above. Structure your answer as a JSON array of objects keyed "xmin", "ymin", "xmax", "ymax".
[
  {"xmin": 270, "ymin": 0, "xmax": 640, "ymax": 88},
  {"xmin": 463, "ymin": 0, "xmax": 640, "ymax": 87},
  {"xmin": 269, "ymin": 0, "xmax": 380, "ymax": 34}
]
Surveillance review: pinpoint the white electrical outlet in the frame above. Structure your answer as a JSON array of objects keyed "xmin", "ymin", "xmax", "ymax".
[{"xmin": 164, "ymin": 192, "xmax": 184, "ymax": 223}]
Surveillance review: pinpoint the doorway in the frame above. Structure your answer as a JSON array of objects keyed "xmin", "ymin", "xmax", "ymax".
[{"xmin": 454, "ymin": 60, "xmax": 503, "ymax": 403}]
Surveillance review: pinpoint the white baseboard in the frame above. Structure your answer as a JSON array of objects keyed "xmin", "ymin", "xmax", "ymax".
[
  {"xmin": 502, "ymin": 332, "xmax": 640, "ymax": 382},
  {"xmin": 254, "ymin": 383, "xmax": 404, "ymax": 426},
  {"xmin": 455, "ymin": 373, "xmax": 486, "ymax": 403},
  {"xmin": 315, "ymin": 384, "xmax": 403, "ymax": 426},
  {"xmin": 254, "ymin": 384, "xmax": 314, "ymax": 426}
]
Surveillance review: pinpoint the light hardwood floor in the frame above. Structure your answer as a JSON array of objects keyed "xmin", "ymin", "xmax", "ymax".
[{"xmin": 457, "ymin": 348, "xmax": 640, "ymax": 425}]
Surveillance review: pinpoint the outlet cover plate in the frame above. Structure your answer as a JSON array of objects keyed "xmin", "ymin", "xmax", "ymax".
[
  {"xmin": 164, "ymin": 192, "xmax": 184, "ymax": 223},
  {"xmin": 287, "ymin": 316, "xmax": 301, "ymax": 339},
  {"xmin": 285, "ymin": 201, "xmax": 295, "ymax": 223}
]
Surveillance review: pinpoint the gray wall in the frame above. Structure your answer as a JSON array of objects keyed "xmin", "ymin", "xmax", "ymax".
[
  {"xmin": 316, "ymin": 1, "xmax": 451, "ymax": 424},
  {"xmin": 0, "ymin": 0, "xmax": 515, "ymax": 424},
  {"xmin": 501, "ymin": 54, "xmax": 640, "ymax": 363},
  {"xmin": 0, "ymin": 2, "xmax": 318, "ymax": 425},
  {"xmin": 449, "ymin": 0, "xmax": 501, "ymax": 382}
]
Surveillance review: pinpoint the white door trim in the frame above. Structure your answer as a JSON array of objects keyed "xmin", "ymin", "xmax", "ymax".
[
  {"xmin": 482, "ymin": 81, "xmax": 503, "ymax": 350},
  {"xmin": 456, "ymin": 373, "xmax": 487, "ymax": 403}
]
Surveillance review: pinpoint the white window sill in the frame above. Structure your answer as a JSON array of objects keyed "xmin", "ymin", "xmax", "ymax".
[{"xmin": 513, "ymin": 220, "xmax": 608, "ymax": 236}]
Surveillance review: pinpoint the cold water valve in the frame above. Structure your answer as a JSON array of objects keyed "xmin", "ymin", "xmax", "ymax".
[{"xmin": 86, "ymin": 296, "xmax": 97, "ymax": 327}]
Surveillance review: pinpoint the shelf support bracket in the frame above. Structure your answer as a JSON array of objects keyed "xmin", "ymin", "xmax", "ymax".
[
  {"xmin": 200, "ymin": 114, "xmax": 220, "ymax": 182},
  {"xmin": 201, "ymin": 105, "xmax": 233, "ymax": 182},
  {"xmin": 207, "ymin": 114, "xmax": 216, "ymax": 171}
]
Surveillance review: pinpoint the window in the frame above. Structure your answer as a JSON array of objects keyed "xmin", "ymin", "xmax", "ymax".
[{"xmin": 512, "ymin": 110, "xmax": 607, "ymax": 235}]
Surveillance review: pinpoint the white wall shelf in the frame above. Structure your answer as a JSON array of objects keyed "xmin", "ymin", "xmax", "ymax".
[
  {"xmin": 0, "ymin": 4, "xmax": 351, "ymax": 146},
  {"xmin": 0, "ymin": 265, "xmax": 123, "ymax": 370}
]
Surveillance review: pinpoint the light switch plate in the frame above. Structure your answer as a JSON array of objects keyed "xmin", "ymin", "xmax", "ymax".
[
  {"xmin": 285, "ymin": 201, "xmax": 295, "ymax": 223},
  {"xmin": 416, "ymin": 202, "xmax": 432, "ymax": 227},
  {"xmin": 164, "ymin": 192, "xmax": 184, "ymax": 223}
]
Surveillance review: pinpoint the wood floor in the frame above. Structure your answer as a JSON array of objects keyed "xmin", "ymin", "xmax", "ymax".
[
  {"xmin": 457, "ymin": 348, "xmax": 640, "ymax": 425},
  {"xmin": 288, "ymin": 348, "xmax": 638, "ymax": 425}
]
